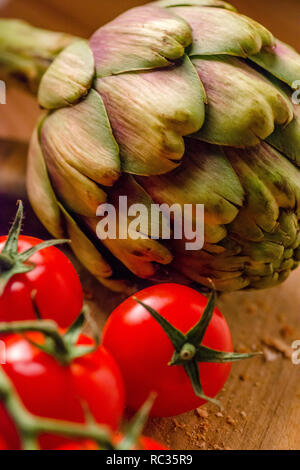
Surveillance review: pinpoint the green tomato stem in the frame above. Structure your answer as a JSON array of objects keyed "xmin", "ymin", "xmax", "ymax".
[
  {"xmin": 179, "ymin": 343, "xmax": 197, "ymax": 361},
  {"xmin": 0, "ymin": 320, "xmax": 69, "ymax": 358},
  {"xmin": 0, "ymin": 313, "xmax": 97, "ymax": 366},
  {"xmin": 0, "ymin": 254, "xmax": 16, "ymax": 271},
  {"xmin": 0, "ymin": 367, "xmax": 114, "ymax": 450}
]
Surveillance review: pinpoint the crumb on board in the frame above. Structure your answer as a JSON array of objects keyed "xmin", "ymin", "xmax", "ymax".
[
  {"xmin": 198, "ymin": 441, "xmax": 207, "ymax": 449},
  {"xmin": 240, "ymin": 411, "xmax": 247, "ymax": 419},
  {"xmin": 172, "ymin": 418, "xmax": 186, "ymax": 430},
  {"xmin": 226, "ymin": 416, "xmax": 236, "ymax": 426},
  {"xmin": 196, "ymin": 408, "xmax": 209, "ymax": 419},
  {"xmin": 262, "ymin": 336, "xmax": 293, "ymax": 359},
  {"xmin": 236, "ymin": 344, "xmax": 251, "ymax": 353},
  {"xmin": 246, "ymin": 304, "xmax": 257, "ymax": 315},
  {"xmin": 280, "ymin": 325, "xmax": 294, "ymax": 338},
  {"xmin": 262, "ymin": 346, "xmax": 280, "ymax": 362},
  {"xmin": 213, "ymin": 444, "xmax": 224, "ymax": 450}
]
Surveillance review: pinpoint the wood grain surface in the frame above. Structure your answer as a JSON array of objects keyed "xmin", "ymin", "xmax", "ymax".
[{"xmin": 0, "ymin": 0, "xmax": 300, "ymax": 451}]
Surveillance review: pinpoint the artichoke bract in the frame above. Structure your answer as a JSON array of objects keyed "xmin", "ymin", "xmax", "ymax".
[{"xmin": 15, "ymin": 0, "xmax": 300, "ymax": 292}]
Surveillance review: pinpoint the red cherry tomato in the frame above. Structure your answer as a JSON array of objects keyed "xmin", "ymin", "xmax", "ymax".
[
  {"xmin": 139, "ymin": 436, "xmax": 168, "ymax": 450},
  {"xmin": 55, "ymin": 440, "xmax": 99, "ymax": 450},
  {"xmin": 0, "ymin": 333, "xmax": 125, "ymax": 450},
  {"xmin": 0, "ymin": 236, "xmax": 83, "ymax": 328},
  {"xmin": 0, "ymin": 435, "xmax": 8, "ymax": 450},
  {"xmin": 102, "ymin": 284, "xmax": 233, "ymax": 417},
  {"xmin": 113, "ymin": 433, "xmax": 168, "ymax": 450},
  {"xmin": 55, "ymin": 436, "xmax": 168, "ymax": 451}
]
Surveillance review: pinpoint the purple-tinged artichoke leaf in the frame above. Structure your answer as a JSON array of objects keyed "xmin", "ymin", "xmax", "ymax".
[
  {"xmin": 41, "ymin": 115, "xmax": 112, "ymax": 216},
  {"xmin": 41, "ymin": 89, "xmax": 120, "ymax": 217},
  {"xmin": 38, "ymin": 40, "xmax": 95, "ymax": 109},
  {"xmin": 90, "ymin": 5, "xmax": 192, "ymax": 77},
  {"xmin": 96, "ymin": 55, "xmax": 205, "ymax": 175},
  {"xmin": 192, "ymin": 56, "xmax": 293, "ymax": 146},
  {"xmin": 172, "ymin": 7, "xmax": 274, "ymax": 57}
]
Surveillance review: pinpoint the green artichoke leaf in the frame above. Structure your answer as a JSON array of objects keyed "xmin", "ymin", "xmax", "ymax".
[
  {"xmin": 192, "ymin": 56, "xmax": 293, "ymax": 146},
  {"xmin": 96, "ymin": 55, "xmax": 205, "ymax": 175},
  {"xmin": 239, "ymin": 240, "xmax": 285, "ymax": 264},
  {"xmin": 224, "ymin": 147, "xmax": 280, "ymax": 240},
  {"xmin": 264, "ymin": 212, "xmax": 298, "ymax": 248},
  {"xmin": 155, "ymin": 0, "xmax": 236, "ymax": 11},
  {"xmin": 38, "ymin": 40, "xmax": 95, "ymax": 109},
  {"xmin": 139, "ymin": 140, "xmax": 243, "ymax": 225},
  {"xmin": 172, "ymin": 7, "xmax": 274, "ymax": 57},
  {"xmin": 90, "ymin": 5, "xmax": 192, "ymax": 78},
  {"xmin": 138, "ymin": 140, "xmax": 244, "ymax": 245},
  {"xmin": 250, "ymin": 40, "xmax": 300, "ymax": 89},
  {"xmin": 245, "ymin": 261, "xmax": 273, "ymax": 277},
  {"xmin": 208, "ymin": 276, "xmax": 251, "ymax": 291},
  {"xmin": 267, "ymin": 101, "xmax": 300, "ymax": 167},
  {"xmin": 203, "ymin": 224, "xmax": 227, "ymax": 244},
  {"xmin": 27, "ymin": 122, "xmax": 65, "ymax": 239},
  {"xmin": 225, "ymin": 143, "xmax": 300, "ymax": 219},
  {"xmin": 247, "ymin": 272, "xmax": 283, "ymax": 290},
  {"xmin": 40, "ymin": 89, "xmax": 120, "ymax": 216},
  {"xmin": 172, "ymin": 249, "xmax": 250, "ymax": 291}
]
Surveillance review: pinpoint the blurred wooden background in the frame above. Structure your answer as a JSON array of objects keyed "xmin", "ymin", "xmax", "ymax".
[{"xmin": 0, "ymin": 0, "xmax": 300, "ymax": 450}]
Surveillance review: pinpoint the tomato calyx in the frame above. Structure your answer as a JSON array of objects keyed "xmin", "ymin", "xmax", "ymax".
[
  {"xmin": 0, "ymin": 309, "xmax": 99, "ymax": 365},
  {"xmin": 134, "ymin": 291, "xmax": 261, "ymax": 408},
  {"xmin": 0, "ymin": 201, "xmax": 70, "ymax": 295},
  {"xmin": 116, "ymin": 393, "xmax": 156, "ymax": 450}
]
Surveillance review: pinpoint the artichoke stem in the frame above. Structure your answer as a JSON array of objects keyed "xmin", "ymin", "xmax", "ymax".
[{"xmin": 0, "ymin": 19, "xmax": 78, "ymax": 92}]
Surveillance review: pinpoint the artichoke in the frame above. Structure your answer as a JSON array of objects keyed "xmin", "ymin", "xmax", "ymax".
[{"xmin": 2, "ymin": 0, "xmax": 300, "ymax": 293}]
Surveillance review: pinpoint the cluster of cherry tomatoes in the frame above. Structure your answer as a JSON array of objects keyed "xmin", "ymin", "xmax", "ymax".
[{"xmin": 0, "ymin": 204, "xmax": 238, "ymax": 450}]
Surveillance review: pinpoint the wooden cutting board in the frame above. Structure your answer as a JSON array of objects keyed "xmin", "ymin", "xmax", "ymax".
[{"xmin": 1, "ymin": 0, "xmax": 300, "ymax": 451}]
